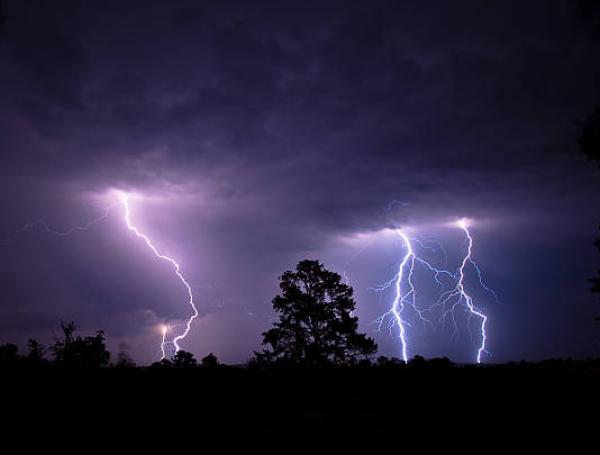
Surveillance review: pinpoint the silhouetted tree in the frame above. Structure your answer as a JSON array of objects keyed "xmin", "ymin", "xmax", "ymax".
[
  {"xmin": 150, "ymin": 358, "xmax": 173, "ymax": 369},
  {"xmin": 50, "ymin": 321, "xmax": 110, "ymax": 368},
  {"xmin": 25, "ymin": 339, "xmax": 46, "ymax": 366},
  {"xmin": 579, "ymin": 107, "xmax": 600, "ymax": 166},
  {"xmin": 579, "ymin": 107, "xmax": 600, "ymax": 310},
  {"xmin": 27, "ymin": 339, "xmax": 45, "ymax": 360},
  {"xmin": 0, "ymin": 343, "xmax": 19, "ymax": 365},
  {"xmin": 256, "ymin": 259, "xmax": 377, "ymax": 365},
  {"xmin": 376, "ymin": 356, "xmax": 404, "ymax": 367},
  {"xmin": 201, "ymin": 352, "xmax": 219, "ymax": 367},
  {"xmin": 115, "ymin": 342, "xmax": 136, "ymax": 368},
  {"xmin": 577, "ymin": 0, "xmax": 600, "ymax": 39},
  {"xmin": 172, "ymin": 350, "xmax": 197, "ymax": 368},
  {"xmin": 408, "ymin": 355, "xmax": 427, "ymax": 368}
]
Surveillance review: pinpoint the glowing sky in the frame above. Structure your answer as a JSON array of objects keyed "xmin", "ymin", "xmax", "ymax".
[{"xmin": 1, "ymin": 1, "xmax": 600, "ymax": 363}]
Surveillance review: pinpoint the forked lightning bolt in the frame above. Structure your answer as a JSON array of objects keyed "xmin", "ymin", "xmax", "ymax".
[
  {"xmin": 436, "ymin": 219, "xmax": 489, "ymax": 363},
  {"xmin": 375, "ymin": 230, "xmax": 454, "ymax": 362},
  {"xmin": 374, "ymin": 220, "xmax": 498, "ymax": 363},
  {"xmin": 120, "ymin": 194, "xmax": 198, "ymax": 358},
  {"xmin": 379, "ymin": 230, "xmax": 413, "ymax": 361},
  {"xmin": 3, "ymin": 193, "xmax": 199, "ymax": 359}
]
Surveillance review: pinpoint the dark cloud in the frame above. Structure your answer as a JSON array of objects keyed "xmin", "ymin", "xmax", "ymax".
[{"xmin": 1, "ymin": 0, "xmax": 599, "ymax": 363}]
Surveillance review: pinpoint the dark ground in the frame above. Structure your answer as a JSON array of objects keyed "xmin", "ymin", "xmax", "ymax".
[{"xmin": 2, "ymin": 360, "xmax": 599, "ymax": 446}]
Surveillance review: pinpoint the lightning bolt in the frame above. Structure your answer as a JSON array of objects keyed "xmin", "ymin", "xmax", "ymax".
[
  {"xmin": 374, "ymin": 229, "xmax": 459, "ymax": 362},
  {"xmin": 373, "ymin": 221, "xmax": 497, "ymax": 364},
  {"xmin": 160, "ymin": 324, "xmax": 168, "ymax": 360},
  {"xmin": 374, "ymin": 230, "xmax": 436, "ymax": 361},
  {"xmin": 119, "ymin": 194, "xmax": 198, "ymax": 358},
  {"xmin": 3, "ymin": 193, "xmax": 199, "ymax": 359},
  {"xmin": 384, "ymin": 230, "xmax": 413, "ymax": 362},
  {"xmin": 442, "ymin": 219, "xmax": 488, "ymax": 363},
  {"xmin": 1, "ymin": 202, "xmax": 118, "ymax": 246}
]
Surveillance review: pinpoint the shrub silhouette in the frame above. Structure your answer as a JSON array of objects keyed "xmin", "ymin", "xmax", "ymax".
[
  {"xmin": 172, "ymin": 350, "xmax": 197, "ymax": 368},
  {"xmin": 201, "ymin": 352, "xmax": 219, "ymax": 367},
  {"xmin": 25, "ymin": 339, "xmax": 46, "ymax": 367},
  {"xmin": 50, "ymin": 321, "xmax": 110, "ymax": 368}
]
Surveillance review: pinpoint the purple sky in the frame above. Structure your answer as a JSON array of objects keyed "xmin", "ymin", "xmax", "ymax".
[{"xmin": 1, "ymin": 0, "xmax": 600, "ymax": 364}]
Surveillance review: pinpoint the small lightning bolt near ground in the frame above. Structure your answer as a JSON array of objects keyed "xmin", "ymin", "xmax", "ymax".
[
  {"xmin": 160, "ymin": 324, "xmax": 169, "ymax": 360},
  {"xmin": 120, "ymin": 193, "xmax": 198, "ymax": 357}
]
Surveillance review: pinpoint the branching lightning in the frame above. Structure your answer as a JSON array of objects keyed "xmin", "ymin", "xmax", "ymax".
[
  {"xmin": 376, "ymin": 230, "xmax": 413, "ymax": 361},
  {"xmin": 1, "ymin": 203, "xmax": 119, "ymax": 246},
  {"xmin": 434, "ymin": 219, "xmax": 489, "ymax": 363},
  {"xmin": 373, "ymin": 219, "xmax": 498, "ymax": 364},
  {"xmin": 3, "ymin": 193, "xmax": 199, "ymax": 360},
  {"xmin": 374, "ymin": 230, "xmax": 454, "ymax": 362},
  {"xmin": 119, "ymin": 193, "xmax": 198, "ymax": 358}
]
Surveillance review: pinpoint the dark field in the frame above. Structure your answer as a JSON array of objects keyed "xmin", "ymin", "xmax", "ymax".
[{"xmin": 2, "ymin": 360, "xmax": 599, "ymax": 442}]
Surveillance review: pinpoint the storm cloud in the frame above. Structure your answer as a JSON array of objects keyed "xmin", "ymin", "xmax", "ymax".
[{"xmin": 1, "ymin": 0, "xmax": 599, "ymax": 363}]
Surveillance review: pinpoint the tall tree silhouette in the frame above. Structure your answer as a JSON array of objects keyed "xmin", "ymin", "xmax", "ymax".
[
  {"xmin": 579, "ymin": 108, "xmax": 600, "ymax": 309},
  {"xmin": 256, "ymin": 260, "xmax": 376, "ymax": 365}
]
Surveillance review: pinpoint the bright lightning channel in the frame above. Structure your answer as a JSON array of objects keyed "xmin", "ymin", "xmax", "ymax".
[
  {"xmin": 455, "ymin": 219, "xmax": 488, "ymax": 363},
  {"xmin": 119, "ymin": 193, "xmax": 198, "ymax": 358},
  {"xmin": 375, "ymin": 230, "xmax": 443, "ymax": 362},
  {"xmin": 160, "ymin": 324, "xmax": 169, "ymax": 360},
  {"xmin": 3, "ymin": 194, "xmax": 199, "ymax": 359},
  {"xmin": 433, "ymin": 219, "xmax": 491, "ymax": 363},
  {"xmin": 373, "ymin": 220, "xmax": 497, "ymax": 364}
]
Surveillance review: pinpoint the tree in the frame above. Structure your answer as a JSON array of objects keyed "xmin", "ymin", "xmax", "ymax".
[
  {"xmin": 201, "ymin": 352, "xmax": 219, "ymax": 367},
  {"xmin": 256, "ymin": 259, "xmax": 377, "ymax": 365},
  {"xmin": 0, "ymin": 343, "xmax": 19, "ymax": 365},
  {"xmin": 26, "ymin": 339, "xmax": 46, "ymax": 366},
  {"xmin": 579, "ymin": 108, "xmax": 600, "ymax": 309},
  {"xmin": 50, "ymin": 321, "xmax": 110, "ymax": 368},
  {"xmin": 150, "ymin": 358, "xmax": 173, "ymax": 369},
  {"xmin": 579, "ymin": 106, "xmax": 600, "ymax": 166},
  {"xmin": 172, "ymin": 350, "xmax": 197, "ymax": 368},
  {"xmin": 115, "ymin": 342, "xmax": 136, "ymax": 368}
]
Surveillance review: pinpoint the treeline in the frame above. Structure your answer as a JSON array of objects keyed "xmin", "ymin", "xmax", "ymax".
[
  {"xmin": 2, "ymin": 258, "xmax": 600, "ymax": 370},
  {"xmin": 0, "ymin": 321, "xmax": 223, "ymax": 369}
]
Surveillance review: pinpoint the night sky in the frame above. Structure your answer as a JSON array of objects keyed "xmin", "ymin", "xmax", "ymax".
[{"xmin": 1, "ymin": 0, "xmax": 600, "ymax": 364}]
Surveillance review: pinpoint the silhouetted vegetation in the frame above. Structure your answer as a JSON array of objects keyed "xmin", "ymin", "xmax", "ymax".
[
  {"xmin": 201, "ymin": 352, "xmax": 219, "ymax": 367},
  {"xmin": 0, "ymin": 264, "xmax": 598, "ymax": 437},
  {"xmin": 579, "ymin": 107, "xmax": 600, "ymax": 312},
  {"xmin": 255, "ymin": 260, "xmax": 377, "ymax": 366},
  {"xmin": 50, "ymin": 321, "xmax": 110, "ymax": 368}
]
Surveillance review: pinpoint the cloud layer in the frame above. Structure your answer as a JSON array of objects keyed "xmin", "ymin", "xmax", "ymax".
[{"xmin": 1, "ymin": 0, "xmax": 599, "ymax": 363}]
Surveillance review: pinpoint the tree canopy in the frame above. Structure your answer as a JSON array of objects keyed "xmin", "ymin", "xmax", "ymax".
[
  {"xmin": 579, "ymin": 108, "xmax": 600, "ymax": 304},
  {"xmin": 50, "ymin": 321, "xmax": 110, "ymax": 368},
  {"xmin": 256, "ymin": 259, "xmax": 377, "ymax": 365},
  {"xmin": 579, "ymin": 106, "xmax": 600, "ymax": 166}
]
